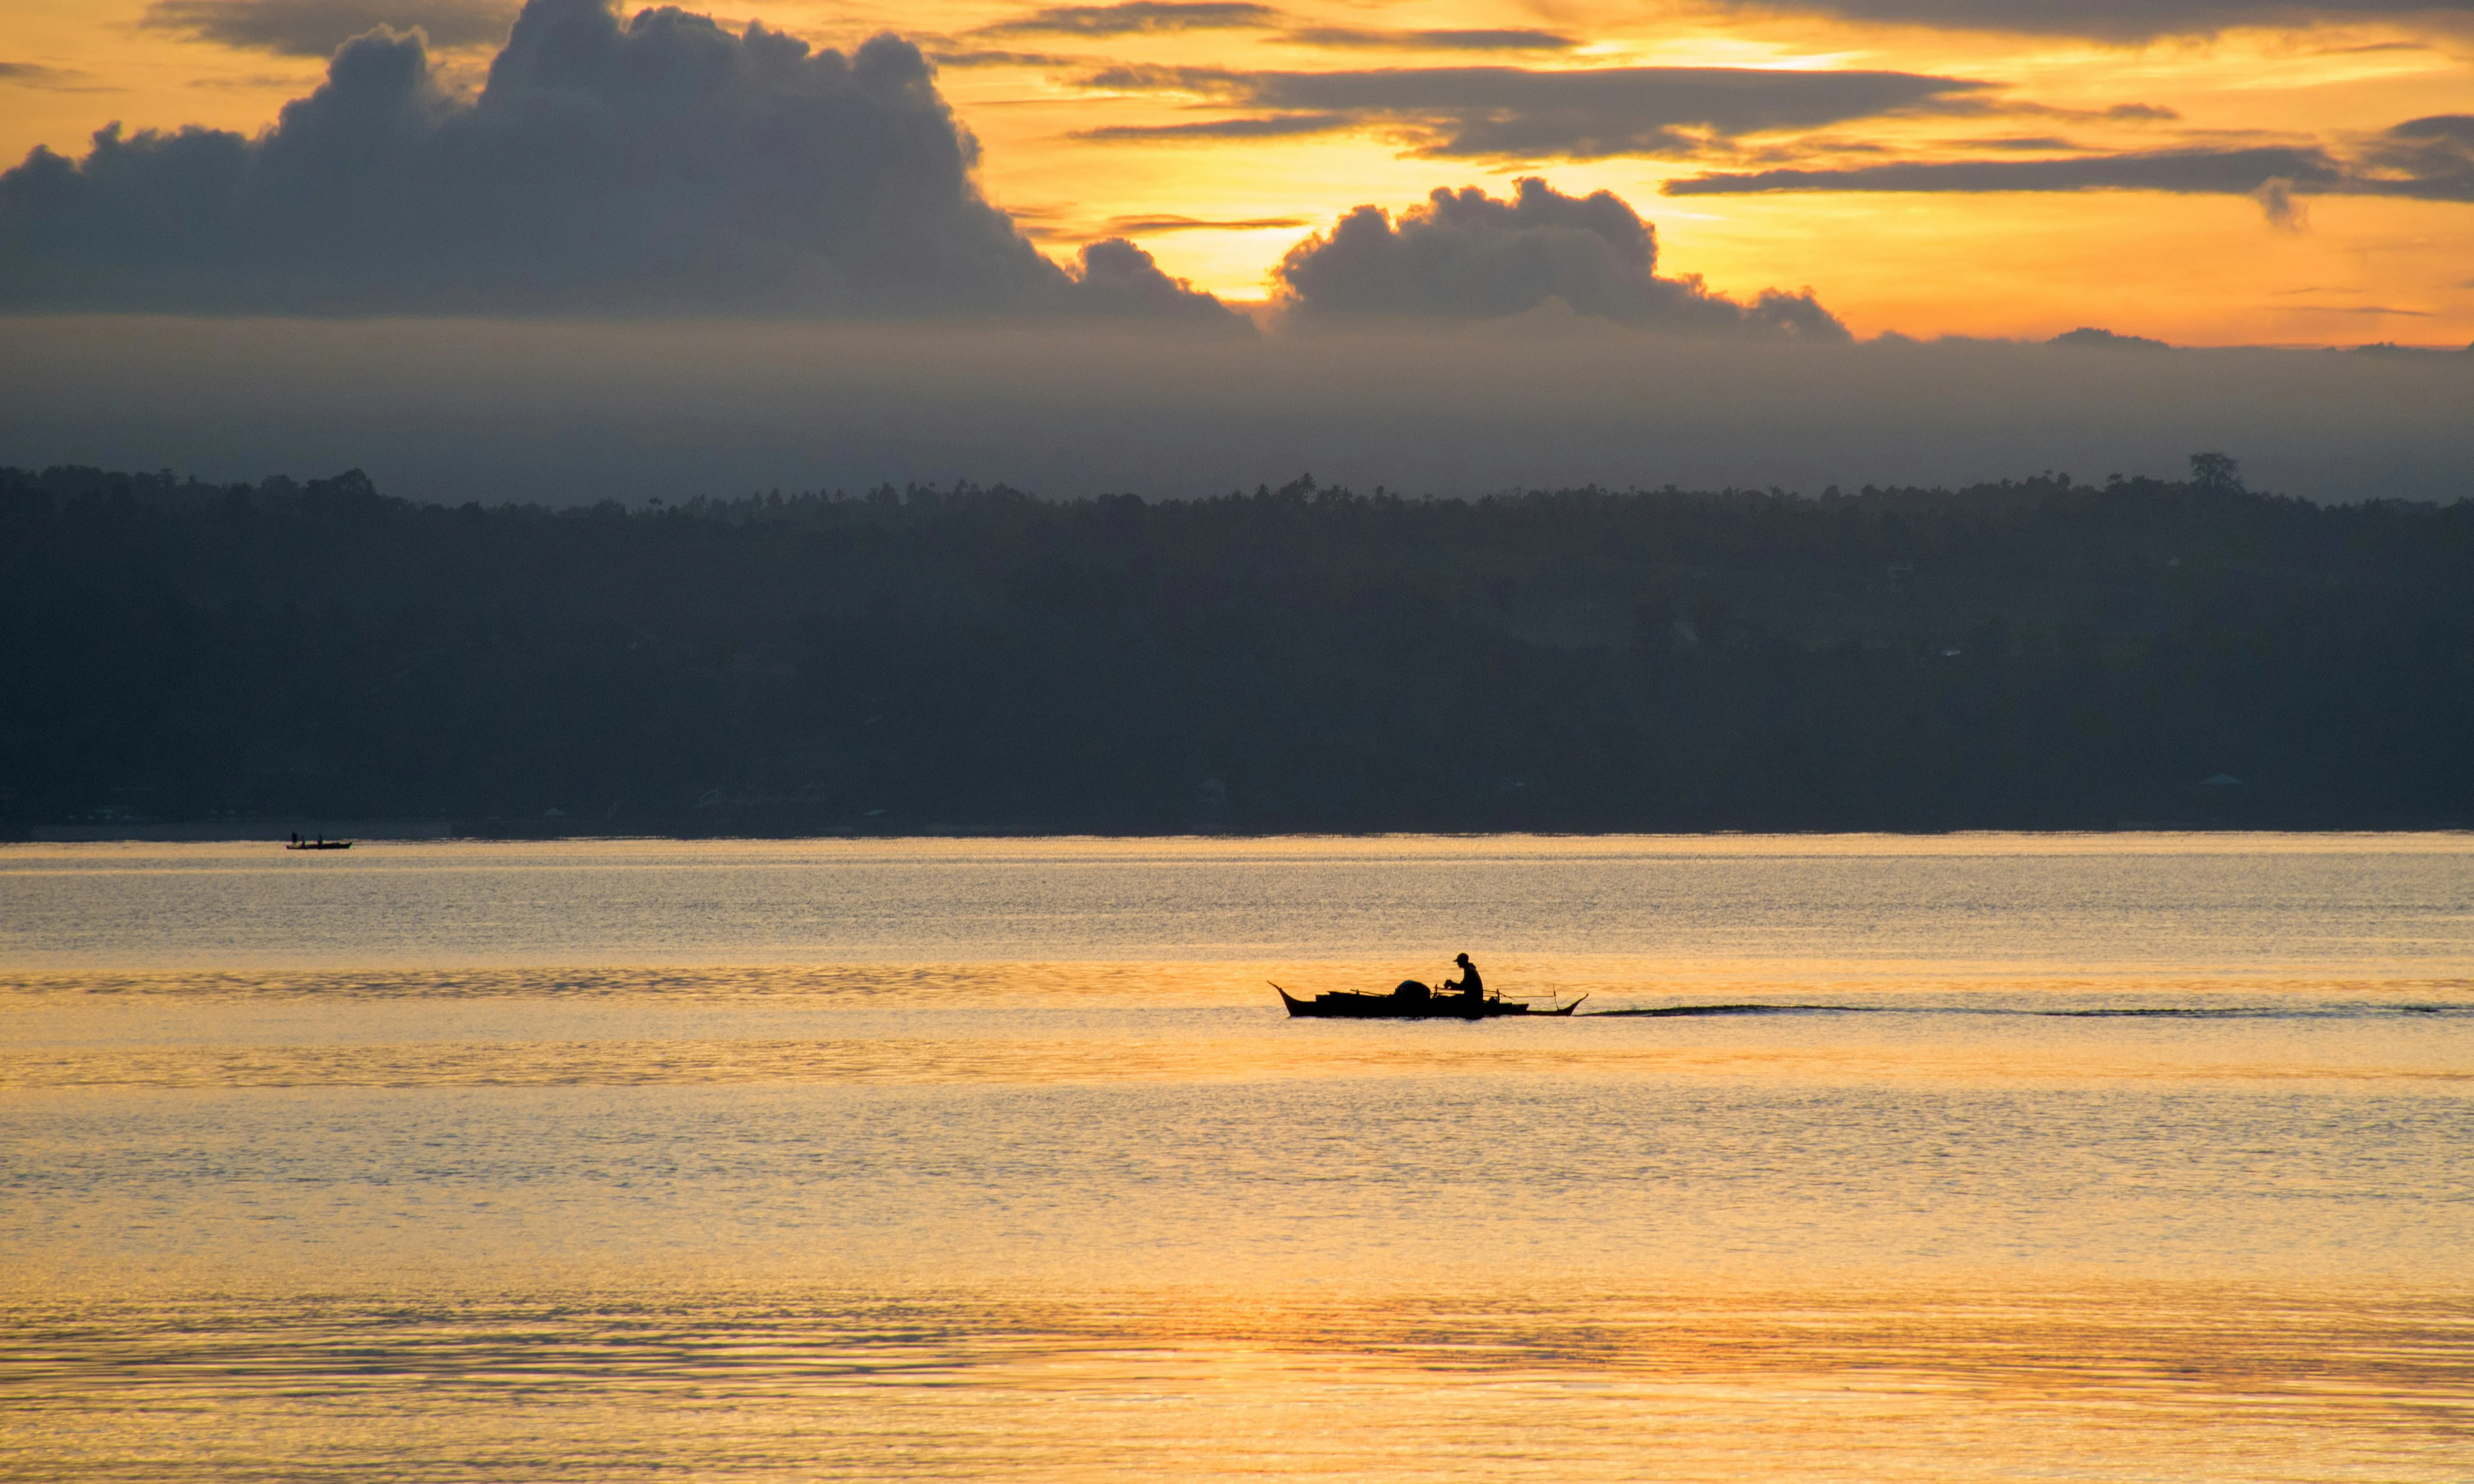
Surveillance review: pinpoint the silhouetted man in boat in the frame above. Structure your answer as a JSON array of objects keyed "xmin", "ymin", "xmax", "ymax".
[{"xmin": 1444, "ymin": 952, "xmax": 1483, "ymax": 1005}]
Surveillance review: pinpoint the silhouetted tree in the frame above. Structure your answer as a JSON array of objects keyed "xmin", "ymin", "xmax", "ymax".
[{"xmin": 2188, "ymin": 452, "xmax": 2243, "ymax": 493}]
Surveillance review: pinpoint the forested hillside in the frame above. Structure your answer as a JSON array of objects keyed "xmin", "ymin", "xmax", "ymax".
[{"xmin": 4, "ymin": 462, "xmax": 2467, "ymax": 833}]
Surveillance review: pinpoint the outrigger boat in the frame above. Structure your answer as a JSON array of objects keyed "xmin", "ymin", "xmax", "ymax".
[
  {"xmin": 1275, "ymin": 981, "xmax": 1585, "ymax": 1020},
  {"xmin": 285, "ymin": 837, "xmax": 353, "ymax": 851}
]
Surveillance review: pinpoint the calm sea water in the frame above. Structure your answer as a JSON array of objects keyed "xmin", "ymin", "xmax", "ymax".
[{"xmin": 4, "ymin": 834, "xmax": 2470, "ymax": 1480}]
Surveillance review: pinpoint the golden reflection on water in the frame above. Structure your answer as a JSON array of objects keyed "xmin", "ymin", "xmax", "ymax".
[
  {"xmin": 8, "ymin": 1028, "xmax": 2474, "ymax": 1090},
  {"xmin": 8, "ymin": 960, "xmax": 2473, "ymax": 1006},
  {"xmin": 6, "ymin": 1282, "xmax": 2469, "ymax": 1482},
  {"xmin": 8, "ymin": 832, "xmax": 2472, "ymax": 973},
  {"xmin": 4, "ymin": 836, "xmax": 2471, "ymax": 1479}
]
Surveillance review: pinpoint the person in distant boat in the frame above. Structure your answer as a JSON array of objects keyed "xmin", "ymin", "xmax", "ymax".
[
  {"xmin": 290, "ymin": 832, "xmax": 298, "ymax": 845},
  {"xmin": 1443, "ymin": 952, "xmax": 1483, "ymax": 1002}
]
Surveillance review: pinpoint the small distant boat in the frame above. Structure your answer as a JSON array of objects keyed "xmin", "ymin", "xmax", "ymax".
[
  {"xmin": 284, "ymin": 837, "xmax": 353, "ymax": 851},
  {"xmin": 1275, "ymin": 982, "xmax": 1584, "ymax": 1020}
]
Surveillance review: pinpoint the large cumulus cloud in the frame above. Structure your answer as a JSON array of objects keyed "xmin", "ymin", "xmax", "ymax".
[
  {"xmin": 0, "ymin": 0, "xmax": 1238, "ymax": 320},
  {"xmin": 1274, "ymin": 177, "xmax": 1848, "ymax": 339},
  {"xmin": 140, "ymin": 0, "xmax": 520, "ymax": 56}
]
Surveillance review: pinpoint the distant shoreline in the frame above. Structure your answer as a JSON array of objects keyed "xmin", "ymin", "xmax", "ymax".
[
  {"xmin": 12, "ymin": 467, "xmax": 2467, "ymax": 841},
  {"xmin": 13, "ymin": 820, "xmax": 2467, "ymax": 845}
]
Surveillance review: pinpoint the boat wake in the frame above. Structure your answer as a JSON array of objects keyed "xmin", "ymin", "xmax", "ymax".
[{"xmin": 1586, "ymin": 1002, "xmax": 2473, "ymax": 1020}]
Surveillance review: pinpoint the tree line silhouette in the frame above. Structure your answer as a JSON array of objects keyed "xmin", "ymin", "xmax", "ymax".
[{"xmin": 3, "ymin": 460, "xmax": 2466, "ymax": 833}]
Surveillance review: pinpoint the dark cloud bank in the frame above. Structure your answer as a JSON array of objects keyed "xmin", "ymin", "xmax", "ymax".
[
  {"xmin": 973, "ymin": 0, "xmax": 2474, "ymax": 48},
  {"xmin": 1076, "ymin": 63, "xmax": 1987, "ymax": 157},
  {"xmin": 0, "ymin": 0, "xmax": 1233, "ymax": 318},
  {"xmin": 967, "ymin": 3, "xmax": 1577, "ymax": 49},
  {"xmin": 1670, "ymin": 117, "xmax": 2474, "ymax": 204},
  {"xmin": 972, "ymin": 2, "xmax": 1279, "ymax": 36},
  {"xmin": 1722, "ymin": 0, "xmax": 2474, "ymax": 40},
  {"xmin": 1278, "ymin": 28, "xmax": 1578, "ymax": 53}
]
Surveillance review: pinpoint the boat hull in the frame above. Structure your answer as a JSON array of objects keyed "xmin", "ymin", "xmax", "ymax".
[{"xmin": 1277, "ymin": 987, "xmax": 1579, "ymax": 1019}]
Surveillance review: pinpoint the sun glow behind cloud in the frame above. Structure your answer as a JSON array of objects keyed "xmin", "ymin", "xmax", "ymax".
[{"xmin": 0, "ymin": 0, "xmax": 2468, "ymax": 339}]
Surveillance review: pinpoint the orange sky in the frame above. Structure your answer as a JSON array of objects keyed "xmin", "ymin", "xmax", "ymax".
[{"xmin": 3, "ymin": 0, "xmax": 2470, "ymax": 342}]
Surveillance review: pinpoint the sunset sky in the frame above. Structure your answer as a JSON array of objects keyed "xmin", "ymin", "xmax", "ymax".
[{"xmin": 4, "ymin": 0, "xmax": 2470, "ymax": 344}]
